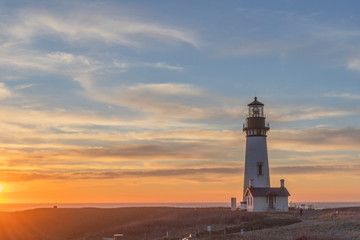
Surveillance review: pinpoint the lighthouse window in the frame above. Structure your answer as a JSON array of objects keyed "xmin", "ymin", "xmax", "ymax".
[{"xmin": 257, "ymin": 162, "xmax": 263, "ymax": 175}]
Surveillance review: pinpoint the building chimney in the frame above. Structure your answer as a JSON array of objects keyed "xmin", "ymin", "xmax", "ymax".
[
  {"xmin": 280, "ymin": 179, "xmax": 285, "ymax": 188},
  {"xmin": 249, "ymin": 179, "xmax": 254, "ymax": 188}
]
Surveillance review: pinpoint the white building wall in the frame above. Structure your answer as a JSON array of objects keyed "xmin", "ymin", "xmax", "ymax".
[
  {"xmin": 253, "ymin": 197, "xmax": 268, "ymax": 212},
  {"xmin": 274, "ymin": 196, "xmax": 288, "ymax": 212},
  {"xmin": 243, "ymin": 136, "xmax": 270, "ymax": 201},
  {"xmin": 246, "ymin": 196, "xmax": 267, "ymax": 212},
  {"xmin": 245, "ymin": 194, "xmax": 289, "ymax": 212}
]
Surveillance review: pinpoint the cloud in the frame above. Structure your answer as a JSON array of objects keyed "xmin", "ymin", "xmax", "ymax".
[
  {"xmin": 113, "ymin": 61, "xmax": 130, "ymax": 72},
  {"xmin": 4, "ymin": 8, "xmax": 199, "ymax": 49},
  {"xmin": 69, "ymin": 141, "xmax": 238, "ymax": 161},
  {"xmin": 268, "ymin": 106, "xmax": 357, "ymax": 122},
  {"xmin": 0, "ymin": 104, "xmax": 221, "ymax": 146},
  {"xmin": 325, "ymin": 92, "xmax": 360, "ymax": 100},
  {"xmin": 85, "ymin": 83, "xmax": 244, "ymax": 120},
  {"xmin": 113, "ymin": 61, "xmax": 184, "ymax": 73},
  {"xmin": 126, "ymin": 83, "xmax": 201, "ymax": 96},
  {"xmin": 0, "ymin": 167, "xmax": 242, "ymax": 182},
  {"xmin": 347, "ymin": 59, "xmax": 360, "ymax": 71},
  {"xmin": 2, "ymin": 164, "xmax": 360, "ymax": 182},
  {"xmin": 0, "ymin": 82, "xmax": 12, "ymax": 99},
  {"xmin": 0, "ymin": 48, "xmax": 98, "ymax": 77},
  {"xmin": 0, "ymin": 43, "xmax": 101, "ymax": 90},
  {"xmin": 271, "ymin": 127, "xmax": 360, "ymax": 151},
  {"xmin": 144, "ymin": 62, "xmax": 184, "ymax": 71},
  {"xmin": 0, "ymin": 118, "xmax": 244, "ymax": 168},
  {"xmin": 0, "ymin": 7, "xmax": 196, "ymax": 107},
  {"xmin": 0, "ymin": 134, "xmax": 242, "ymax": 167},
  {"xmin": 272, "ymin": 165, "xmax": 360, "ymax": 175}
]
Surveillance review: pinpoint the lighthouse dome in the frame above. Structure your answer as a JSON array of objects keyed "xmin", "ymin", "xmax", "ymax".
[{"xmin": 248, "ymin": 97, "xmax": 264, "ymax": 106}]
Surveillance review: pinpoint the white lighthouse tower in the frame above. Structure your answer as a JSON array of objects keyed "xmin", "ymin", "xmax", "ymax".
[
  {"xmin": 242, "ymin": 97, "xmax": 270, "ymax": 201},
  {"xmin": 241, "ymin": 97, "xmax": 290, "ymax": 212}
]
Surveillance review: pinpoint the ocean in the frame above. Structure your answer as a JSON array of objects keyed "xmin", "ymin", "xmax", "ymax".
[{"xmin": 0, "ymin": 202, "xmax": 360, "ymax": 212}]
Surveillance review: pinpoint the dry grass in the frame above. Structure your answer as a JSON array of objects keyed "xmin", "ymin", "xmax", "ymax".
[
  {"xmin": 0, "ymin": 207, "xmax": 268, "ymax": 240},
  {"xmin": 216, "ymin": 207, "xmax": 360, "ymax": 240},
  {"xmin": 0, "ymin": 207, "xmax": 358, "ymax": 240}
]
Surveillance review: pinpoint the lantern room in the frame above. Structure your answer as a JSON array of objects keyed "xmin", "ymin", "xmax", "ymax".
[
  {"xmin": 248, "ymin": 97, "xmax": 264, "ymax": 118},
  {"xmin": 243, "ymin": 97, "xmax": 269, "ymax": 137}
]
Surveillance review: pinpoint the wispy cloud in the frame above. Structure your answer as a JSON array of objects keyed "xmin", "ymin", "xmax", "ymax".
[
  {"xmin": 0, "ymin": 48, "xmax": 98, "ymax": 78},
  {"xmin": 347, "ymin": 58, "xmax": 360, "ymax": 71},
  {"xmin": 2, "ymin": 164, "xmax": 359, "ymax": 182},
  {"xmin": 324, "ymin": 92, "xmax": 360, "ymax": 100},
  {"xmin": 113, "ymin": 61, "xmax": 184, "ymax": 72},
  {"xmin": 271, "ymin": 127, "xmax": 360, "ymax": 151},
  {"xmin": 4, "ymin": 8, "xmax": 199, "ymax": 49},
  {"xmin": 144, "ymin": 62, "xmax": 184, "ymax": 71},
  {"xmin": 0, "ymin": 167, "xmax": 241, "ymax": 182},
  {"xmin": 272, "ymin": 164, "xmax": 360, "ymax": 175},
  {"xmin": 0, "ymin": 82, "xmax": 12, "ymax": 99},
  {"xmin": 269, "ymin": 106, "xmax": 356, "ymax": 122},
  {"xmin": 84, "ymin": 83, "xmax": 245, "ymax": 120},
  {"xmin": 14, "ymin": 84, "xmax": 36, "ymax": 90},
  {"xmin": 0, "ymin": 6, "xmax": 196, "ymax": 109}
]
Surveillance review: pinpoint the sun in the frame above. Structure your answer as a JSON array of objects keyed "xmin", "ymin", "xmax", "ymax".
[{"xmin": 0, "ymin": 184, "xmax": 3, "ymax": 192}]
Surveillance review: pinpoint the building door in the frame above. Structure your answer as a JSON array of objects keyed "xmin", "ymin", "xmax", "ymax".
[{"xmin": 269, "ymin": 195, "xmax": 274, "ymax": 209}]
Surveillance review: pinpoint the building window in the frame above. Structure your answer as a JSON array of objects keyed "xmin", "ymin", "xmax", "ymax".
[
  {"xmin": 257, "ymin": 162, "xmax": 263, "ymax": 175},
  {"xmin": 247, "ymin": 196, "xmax": 252, "ymax": 206}
]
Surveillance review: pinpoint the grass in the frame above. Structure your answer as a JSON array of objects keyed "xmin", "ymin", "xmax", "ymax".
[
  {"xmin": 215, "ymin": 207, "xmax": 360, "ymax": 240},
  {"xmin": 0, "ymin": 207, "xmax": 267, "ymax": 240},
  {"xmin": 0, "ymin": 207, "xmax": 358, "ymax": 240}
]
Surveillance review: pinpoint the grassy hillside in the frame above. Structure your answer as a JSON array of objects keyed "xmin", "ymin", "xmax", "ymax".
[
  {"xmin": 2, "ymin": 207, "xmax": 358, "ymax": 240},
  {"xmin": 0, "ymin": 207, "xmax": 300, "ymax": 240},
  {"xmin": 218, "ymin": 207, "xmax": 360, "ymax": 240}
]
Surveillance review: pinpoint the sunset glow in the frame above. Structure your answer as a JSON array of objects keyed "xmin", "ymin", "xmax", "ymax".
[{"xmin": 0, "ymin": 0, "xmax": 359, "ymax": 204}]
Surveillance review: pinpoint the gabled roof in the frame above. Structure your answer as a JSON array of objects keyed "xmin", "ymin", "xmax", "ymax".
[
  {"xmin": 244, "ymin": 187, "xmax": 290, "ymax": 197},
  {"xmin": 248, "ymin": 97, "xmax": 264, "ymax": 106}
]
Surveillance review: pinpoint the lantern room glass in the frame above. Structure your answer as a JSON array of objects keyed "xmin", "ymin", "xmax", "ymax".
[{"xmin": 248, "ymin": 105, "xmax": 264, "ymax": 117}]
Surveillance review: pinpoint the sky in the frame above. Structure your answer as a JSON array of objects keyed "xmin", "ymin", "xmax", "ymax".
[{"xmin": 0, "ymin": 0, "xmax": 359, "ymax": 203}]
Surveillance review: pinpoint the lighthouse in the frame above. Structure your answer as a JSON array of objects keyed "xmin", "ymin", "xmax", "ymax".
[
  {"xmin": 242, "ymin": 97, "xmax": 270, "ymax": 201},
  {"xmin": 241, "ymin": 97, "xmax": 290, "ymax": 212}
]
